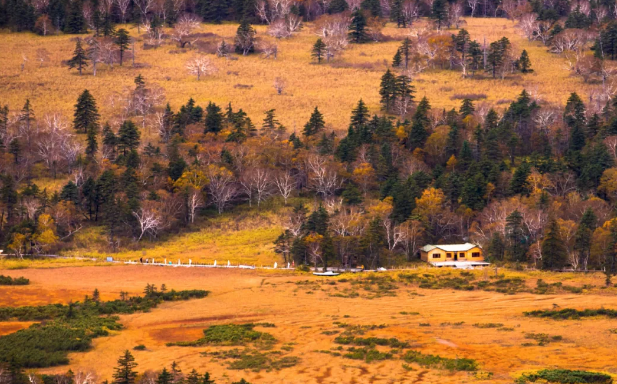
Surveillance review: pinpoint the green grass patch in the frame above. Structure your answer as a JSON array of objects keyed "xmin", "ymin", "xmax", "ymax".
[
  {"xmin": 524, "ymin": 308, "xmax": 617, "ymax": 320},
  {"xmin": 171, "ymin": 323, "xmax": 276, "ymax": 347},
  {"xmin": 517, "ymin": 369, "xmax": 613, "ymax": 383},
  {"xmin": 207, "ymin": 348, "xmax": 299, "ymax": 372},
  {"xmin": 343, "ymin": 347, "xmax": 393, "ymax": 363},
  {"xmin": 402, "ymin": 350, "xmax": 478, "ymax": 371},
  {"xmin": 0, "ymin": 275, "xmax": 29, "ymax": 285},
  {"xmin": 334, "ymin": 336, "xmax": 409, "ymax": 348}
]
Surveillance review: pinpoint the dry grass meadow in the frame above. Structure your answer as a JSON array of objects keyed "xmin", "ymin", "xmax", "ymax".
[
  {"xmin": 1, "ymin": 266, "xmax": 616, "ymax": 384},
  {"xmin": 0, "ymin": 18, "xmax": 597, "ymax": 133}
]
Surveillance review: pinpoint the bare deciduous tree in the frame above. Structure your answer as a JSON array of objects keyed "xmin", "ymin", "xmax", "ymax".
[
  {"xmin": 274, "ymin": 170, "xmax": 295, "ymax": 204},
  {"xmin": 132, "ymin": 204, "xmax": 163, "ymax": 240},
  {"xmin": 35, "ymin": 48, "xmax": 50, "ymax": 67},
  {"xmin": 172, "ymin": 14, "xmax": 201, "ymax": 48},
  {"xmin": 115, "ymin": 0, "xmax": 131, "ymax": 22},
  {"xmin": 185, "ymin": 56, "xmax": 217, "ymax": 81}
]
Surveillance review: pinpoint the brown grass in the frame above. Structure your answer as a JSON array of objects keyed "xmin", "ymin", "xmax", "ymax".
[{"xmin": 1, "ymin": 266, "xmax": 616, "ymax": 383}]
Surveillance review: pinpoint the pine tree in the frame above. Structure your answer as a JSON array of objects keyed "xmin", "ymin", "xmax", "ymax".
[
  {"xmin": 541, "ymin": 218, "xmax": 567, "ymax": 270},
  {"xmin": 68, "ymin": 38, "xmax": 89, "ymax": 75},
  {"xmin": 509, "ymin": 161, "xmax": 531, "ymax": 195},
  {"xmin": 348, "ymin": 8, "xmax": 368, "ymax": 44},
  {"xmin": 565, "ymin": 93, "xmax": 587, "ymax": 152},
  {"xmin": 379, "ymin": 69, "xmax": 397, "ymax": 112},
  {"xmin": 460, "ymin": 98, "xmax": 474, "ymax": 118},
  {"xmin": 86, "ymin": 123, "xmax": 98, "ymax": 158},
  {"xmin": 486, "ymin": 37, "xmax": 510, "ymax": 78},
  {"xmin": 303, "ymin": 107, "xmax": 325, "ymax": 137},
  {"xmin": 156, "ymin": 368, "xmax": 171, "ymax": 384},
  {"xmin": 102, "ymin": 123, "xmax": 118, "ymax": 159},
  {"xmin": 392, "ymin": 48, "xmax": 402, "ymax": 67},
  {"xmin": 595, "ymin": 22, "xmax": 617, "ymax": 60},
  {"xmin": 516, "ymin": 49, "xmax": 532, "ymax": 73},
  {"xmin": 408, "ymin": 120, "xmax": 427, "ymax": 150},
  {"xmin": 235, "ymin": 19, "xmax": 256, "ymax": 55},
  {"xmin": 350, "ymin": 99, "xmax": 369, "ymax": 129},
  {"xmin": 327, "ymin": 0, "xmax": 349, "ymax": 13},
  {"xmin": 486, "ymin": 232, "xmax": 505, "ymax": 261},
  {"xmin": 430, "ymin": 0, "xmax": 448, "ymax": 30},
  {"xmin": 467, "ymin": 40, "xmax": 483, "ymax": 76},
  {"xmin": 117, "ymin": 120, "xmax": 141, "ymax": 156},
  {"xmin": 64, "ymin": 0, "xmax": 86, "ymax": 33},
  {"xmin": 305, "ymin": 205, "xmax": 329, "ymax": 235},
  {"xmin": 113, "ymin": 350, "xmax": 138, "ymax": 384},
  {"xmin": 574, "ymin": 208, "xmax": 597, "ymax": 270},
  {"xmin": 505, "ymin": 209, "xmax": 528, "ymax": 262},
  {"xmin": 74, "ymin": 90, "xmax": 100, "ymax": 133},
  {"xmin": 390, "ymin": 0, "xmax": 405, "ymax": 27},
  {"xmin": 204, "ymin": 102, "xmax": 224, "ymax": 134},
  {"xmin": 115, "ymin": 28, "xmax": 130, "ymax": 66},
  {"xmin": 312, "ymin": 38, "xmax": 326, "ymax": 63},
  {"xmin": 261, "ymin": 109, "xmax": 282, "ymax": 137}
]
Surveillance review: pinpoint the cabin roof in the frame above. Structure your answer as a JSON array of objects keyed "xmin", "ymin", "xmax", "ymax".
[{"xmin": 421, "ymin": 243, "xmax": 481, "ymax": 253}]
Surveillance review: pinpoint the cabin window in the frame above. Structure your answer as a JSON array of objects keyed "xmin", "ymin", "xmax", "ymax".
[
  {"xmin": 446, "ymin": 253, "xmax": 453, "ymax": 258},
  {"xmin": 459, "ymin": 253, "xmax": 465, "ymax": 258},
  {"xmin": 472, "ymin": 252, "xmax": 480, "ymax": 258},
  {"xmin": 432, "ymin": 253, "xmax": 440, "ymax": 259}
]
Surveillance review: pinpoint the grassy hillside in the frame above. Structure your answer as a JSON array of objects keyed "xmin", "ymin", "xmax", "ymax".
[{"xmin": 0, "ymin": 18, "xmax": 595, "ymax": 132}]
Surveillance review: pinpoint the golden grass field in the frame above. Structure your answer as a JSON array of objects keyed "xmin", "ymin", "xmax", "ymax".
[
  {"xmin": 62, "ymin": 210, "xmax": 283, "ymax": 265},
  {"xmin": 1, "ymin": 266, "xmax": 616, "ymax": 384},
  {"xmin": 0, "ymin": 18, "xmax": 598, "ymax": 132}
]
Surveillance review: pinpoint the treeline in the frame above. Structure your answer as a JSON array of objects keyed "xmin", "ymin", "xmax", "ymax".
[
  {"xmin": 4, "ymin": 0, "xmax": 617, "ymax": 37},
  {"xmin": 1, "ymin": 351, "xmax": 252, "ymax": 384},
  {"xmin": 0, "ymin": 285, "xmax": 208, "ymax": 367}
]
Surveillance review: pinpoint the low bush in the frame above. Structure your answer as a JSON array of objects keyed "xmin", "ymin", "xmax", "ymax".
[
  {"xmin": 334, "ymin": 336, "xmax": 409, "ymax": 348},
  {"xmin": 172, "ymin": 323, "xmax": 276, "ymax": 346},
  {"xmin": 0, "ymin": 275, "xmax": 30, "ymax": 285},
  {"xmin": 343, "ymin": 347, "xmax": 393, "ymax": 363},
  {"xmin": 524, "ymin": 308, "xmax": 617, "ymax": 320},
  {"xmin": 402, "ymin": 350, "xmax": 478, "ymax": 371},
  {"xmin": 524, "ymin": 333, "xmax": 562, "ymax": 346},
  {"xmin": 517, "ymin": 369, "xmax": 613, "ymax": 383},
  {"xmin": 473, "ymin": 323, "xmax": 503, "ymax": 328},
  {"xmin": 133, "ymin": 344, "xmax": 146, "ymax": 350}
]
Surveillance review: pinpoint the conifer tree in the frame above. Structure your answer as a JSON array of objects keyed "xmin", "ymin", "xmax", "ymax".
[
  {"xmin": 261, "ymin": 109, "xmax": 283, "ymax": 137},
  {"xmin": 348, "ymin": 8, "xmax": 368, "ymax": 43},
  {"xmin": 68, "ymin": 38, "xmax": 89, "ymax": 75},
  {"xmin": 204, "ymin": 102, "xmax": 224, "ymax": 134},
  {"xmin": 0, "ymin": 105, "xmax": 8, "ymax": 152},
  {"xmin": 392, "ymin": 48, "xmax": 402, "ymax": 67},
  {"xmin": 112, "ymin": 350, "xmax": 138, "ymax": 384},
  {"xmin": 460, "ymin": 98, "xmax": 474, "ymax": 118},
  {"xmin": 235, "ymin": 19, "xmax": 256, "ymax": 55},
  {"xmin": 430, "ymin": 0, "xmax": 447, "ymax": 30},
  {"xmin": 327, "ymin": 0, "xmax": 349, "ymax": 13},
  {"xmin": 102, "ymin": 122, "xmax": 118, "ymax": 159},
  {"xmin": 312, "ymin": 38, "xmax": 326, "ymax": 63},
  {"xmin": 541, "ymin": 218, "xmax": 567, "ymax": 270},
  {"xmin": 487, "ymin": 232, "xmax": 505, "ymax": 261},
  {"xmin": 303, "ymin": 107, "xmax": 325, "ymax": 137},
  {"xmin": 64, "ymin": 0, "xmax": 86, "ymax": 33},
  {"xmin": 86, "ymin": 123, "xmax": 98, "ymax": 158},
  {"xmin": 390, "ymin": 0, "xmax": 405, "ymax": 27},
  {"xmin": 509, "ymin": 161, "xmax": 531, "ymax": 195},
  {"xmin": 516, "ymin": 49, "xmax": 532, "ymax": 73},
  {"xmin": 117, "ymin": 120, "xmax": 140, "ymax": 156},
  {"xmin": 350, "ymin": 99, "xmax": 369, "ymax": 129},
  {"xmin": 467, "ymin": 40, "xmax": 483, "ymax": 76},
  {"xmin": 157, "ymin": 368, "xmax": 172, "ymax": 384},
  {"xmin": 74, "ymin": 90, "xmax": 100, "ymax": 133},
  {"xmin": 574, "ymin": 208, "xmax": 596, "ymax": 270},
  {"xmin": 486, "ymin": 37, "xmax": 510, "ymax": 78},
  {"xmin": 115, "ymin": 28, "xmax": 130, "ymax": 66},
  {"xmin": 379, "ymin": 69, "xmax": 397, "ymax": 112},
  {"xmin": 505, "ymin": 209, "xmax": 527, "ymax": 262}
]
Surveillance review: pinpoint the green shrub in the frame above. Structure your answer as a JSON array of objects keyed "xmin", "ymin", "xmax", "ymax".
[
  {"xmin": 402, "ymin": 350, "xmax": 478, "ymax": 372},
  {"xmin": 343, "ymin": 347, "xmax": 392, "ymax": 362},
  {"xmin": 172, "ymin": 324, "xmax": 276, "ymax": 347},
  {"xmin": 518, "ymin": 369, "xmax": 613, "ymax": 383},
  {"xmin": 524, "ymin": 308, "xmax": 617, "ymax": 320},
  {"xmin": 133, "ymin": 344, "xmax": 146, "ymax": 350},
  {"xmin": 0, "ymin": 275, "xmax": 30, "ymax": 285},
  {"xmin": 473, "ymin": 323, "xmax": 504, "ymax": 328}
]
